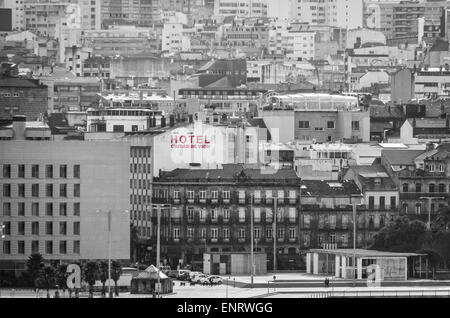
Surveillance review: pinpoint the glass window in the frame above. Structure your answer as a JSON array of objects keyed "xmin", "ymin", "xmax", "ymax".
[
  {"xmin": 18, "ymin": 222, "xmax": 25, "ymax": 235},
  {"xmin": 3, "ymin": 241, "xmax": 11, "ymax": 254},
  {"xmin": 31, "ymin": 203, "xmax": 39, "ymax": 216},
  {"xmin": 60, "ymin": 165, "xmax": 67, "ymax": 178},
  {"xmin": 46, "ymin": 222, "xmax": 53, "ymax": 235},
  {"xmin": 73, "ymin": 165, "xmax": 80, "ymax": 178},
  {"xmin": 60, "ymin": 222, "xmax": 67, "ymax": 235},
  {"xmin": 73, "ymin": 203, "xmax": 80, "ymax": 216},
  {"xmin": 73, "ymin": 222, "xmax": 80, "ymax": 235},
  {"xmin": 3, "ymin": 184, "xmax": 11, "ymax": 197},
  {"xmin": 60, "ymin": 184, "xmax": 67, "ymax": 197},
  {"xmin": 18, "ymin": 165, "xmax": 25, "ymax": 178},
  {"xmin": 60, "ymin": 203, "xmax": 67, "ymax": 216},
  {"xmin": 3, "ymin": 202, "xmax": 11, "ymax": 216},
  {"xmin": 2, "ymin": 165, "xmax": 11, "ymax": 178},
  {"xmin": 46, "ymin": 184, "xmax": 53, "ymax": 197},
  {"xmin": 31, "ymin": 241, "xmax": 39, "ymax": 254},
  {"xmin": 32, "ymin": 165, "xmax": 39, "ymax": 178},
  {"xmin": 74, "ymin": 184, "xmax": 80, "ymax": 197},
  {"xmin": 18, "ymin": 202, "xmax": 25, "ymax": 216},
  {"xmin": 18, "ymin": 241, "xmax": 25, "ymax": 254},
  {"xmin": 32, "ymin": 222, "xmax": 39, "ymax": 235},
  {"xmin": 73, "ymin": 241, "xmax": 80, "ymax": 254},
  {"xmin": 46, "ymin": 165, "xmax": 53, "ymax": 178},
  {"xmin": 46, "ymin": 241, "xmax": 53, "ymax": 254},
  {"xmin": 59, "ymin": 241, "xmax": 67, "ymax": 254}
]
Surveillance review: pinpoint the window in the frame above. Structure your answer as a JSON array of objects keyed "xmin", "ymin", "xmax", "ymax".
[
  {"xmin": 327, "ymin": 121, "xmax": 335, "ymax": 129},
  {"xmin": 187, "ymin": 207, "xmax": 194, "ymax": 221},
  {"xmin": 223, "ymin": 208, "xmax": 230, "ymax": 220},
  {"xmin": 46, "ymin": 241, "xmax": 53, "ymax": 254},
  {"xmin": 59, "ymin": 241, "xmax": 67, "ymax": 254},
  {"xmin": 60, "ymin": 184, "xmax": 67, "ymax": 197},
  {"xmin": 3, "ymin": 222, "xmax": 10, "ymax": 235},
  {"xmin": 46, "ymin": 165, "xmax": 53, "ymax": 178},
  {"xmin": 390, "ymin": 196, "xmax": 396, "ymax": 210},
  {"xmin": 73, "ymin": 165, "xmax": 80, "ymax": 178},
  {"xmin": 187, "ymin": 227, "xmax": 194, "ymax": 240},
  {"xmin": 60, "ymin": 222, "xmax": 67, "ymax": 235},
  {"xmin": 416, "ymin": 183, "xmax": 422, "ymax": 193},
  {"xmin": 60, "ymin": 203, "xmax": 67, "ymax": 216},
  {"xmin": 60, "ymin": 165, "xmax": 67, "ymax": 178},
  {"xmin": 2, "ymin": 164, "xmax": 11, "ymax": 178},
  {"xmin": 31, "ymin": 202, "xmax": 39, "ymax": 216},
  {"xmin": 45, "ymin": 203, "xmax": 53, "ymax": 216},
  {"xmin": 289, "ymin": 227, "xmax": 296, "ymax": 239},
  {"xmin": 18, "ymin": 202, "xmax": 25, "ymax": 216},
  {"xmin": 211, "ymin": 209, "xmax": 218, "ymax": 220},
  {"xmin": 46, "ymin": 184, "xmax": 53, "ymax": 197},
  {"xmin": 73, "ymin": 203, "xmax": 80, "ymax": 216},
  {"xmin": 199, "ymin": 228, "xmax": 206, "ymax": 239},
  {"xmin": 369, "ymin": 196, "xmax": 374, "ymax": 209},
  {"xmin": 3, "ymin": 202, "xmax": 11, "ymax": 216},
  {"xmin": 18, "ymin": 241, "xmax": 25, "ymax": 254},
  {"xmin": 17, "ymin": 184, "xmax": 25, "ymax": 198},
  {"xmin": 3, "ymin": 184, "xmax": 11, "ymax": 197},
  {"xmin": 74, "ymin": 184, "xmax": 80, "ymax": 197},
  {"xmin": 173, "ymin": 191, "xmax": 180, "ymax": 200},
  {"xmin": 277, "ymin": 228, "xmax": 285, "ymax": 239},
  {"xmin": 379, "ymin": 197, "xmax": 385, "ymax": 210},
  {"xmin": 199, "ymin": 191, "xmax": 206, "ymax": 201},
  {"xmin": 18, "ymin": 165, "xmax": 25, "ymax": 178},
  {"xmin": 32, "ymin": 222, "xmax": 39, "ymax": 235},
  {"xmin": 223, "ymin": 191, "xmax": 230, "ymax": 201},
  {"xmin": 299, "ymin": 121, "xmax": 310, "ymax": 129},
  {"xmin": 352, "ymin": 121, "xmax": 360, "ymax": 131},
  {"xmin": 31, "ymin": 184, "xmax": 39, "ymax": 197},
  {"xmin": 239, "ymin": 227, "xmax": 246, "ymax": 239},
  {"xmin": 200, "ymin": 209, "xmax": 206, "ymax": 221},
  {"xmin": 46, "ymin": 222, "xmax": 53, "ymax": 235},
  {"xmin": 73, "ymin": 241, "xmax": 80, "ymax": 254},
  {"xmin": 429, "ymin": 184, "xmax": 436, "ymax": 193},
  {"xmin": 402, "ymin": 183, "xmax": 409, "ymax": 192},
  {"xmin": 3, "ymin": 241, "xmax": 10, "ymax": 254},
  {"xmin": 239, "ymin": 207, "xmax": 245, "ymax": 222},
  {"xmin": 31, "ymin": 241, "xmax": 39, "ymax": 254},
  {"xmin": 439, "ymin": 184, "xmax": 446, "ymax": 193},
  {"xmin": 223, "ymin": 227, "xmax": 230, "ymax": 240},
  {"xmin": 32, "ymin": 165, "xmax": 39, "ymax": 178},
  {"xmin": 266, "ymin": 227, "xmax": 273, "ymax": 239},
  {"xmin": 187, "ymin": 191, "xmax": 194, "ymax": 201},
  {"xmin": 18, "ymin": 222, "xmax": 25, "ymax": 235},
  {"xmin": 210, "ymin": 227, "xmax": 218, "ymax": 239}
]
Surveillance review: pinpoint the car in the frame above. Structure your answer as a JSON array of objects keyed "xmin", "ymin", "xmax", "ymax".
[
  {"xmin": 193, "ymin": 274, "xmax": 208, "ymax": 284},
  {"xmin": 189, "ymin": 271, "xmax": 202, "ymax": 281},
  {"xmin": 178, "ymin": 270, "xmax": 191, "ymax": 281},
  {"xmin": 167, "ymin": 270, "xmax": 179, "ymax": 279},
  {"xmin": 208, "ymin": 275, "xmax": 223, "ymax": 285}
]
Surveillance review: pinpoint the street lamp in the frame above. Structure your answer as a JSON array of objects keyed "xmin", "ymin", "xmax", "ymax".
[
  {"xmin": 344, "ymin": 194, "xmax": 364, "ymax": 287},
  {"xmin": 96, "ymin": 209, "xmax": 129, "ymax": 298},
  {"xmin": 147, "ymin": 203, "xmax": 171, "ymax": 297},
  {"xmin": 420, "ymin": 197, "xmax": 445, "ymax": 230},
  {"xmin": 250, "ymin": 193, "xmax": 254, "ymax": 288}
]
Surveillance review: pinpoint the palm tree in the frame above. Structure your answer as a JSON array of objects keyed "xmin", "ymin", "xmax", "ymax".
[
  {"xmin": 35, "ymin": 266, "xmax": 56, "ymax": 298},
  {"xmin": 110, "ymin": 261, "xmax": 122, "ymax": 297},
  {"xmin": 98, "ymin": 261, "xmax": 109, "ymax": 297},
  {"xmin": 26, "ymin": 253, "xmax": 44, "ymax": 288},
  {"xmin": 83, "ymin": 262, "xmax": 99, "ymax": 298},
  {"xmin": 56, "ymin": 264, "xmax": 68, "ymax": 295}
]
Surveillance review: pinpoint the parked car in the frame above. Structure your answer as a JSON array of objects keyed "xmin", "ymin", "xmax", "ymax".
[
  {"xmin": 167, "ymin": 270, "xmax": 179, "ymax": 279},
  {"xmin": 177, "ymin": 270, "xmax": 191, "ymax": 281},
  {"xmin": 208, "ymin": 275, "xmax": 223, "ymax": 285},
  {"xmin": 189, "ymin": 271, "xmax": 202, "ymax": 282},
  {"xmin": 193, "ymin": 274, "xmax": 208, "ymax": 284}
]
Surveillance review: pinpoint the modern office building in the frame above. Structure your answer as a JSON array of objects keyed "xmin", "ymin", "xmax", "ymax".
[
  {"xmin": 213, "ymin": 0, "xmax": 268, "ymax": 18},
  {"xmin": 101, "ymin": 0, "xmax": 162, "ymax": 27},
  {"xmin": 0, "ymin": 0, "xmax": 25, "ymax": 31},
  {"xmin": 0, "ymin": 117, "xmax": 131, "ymax": 273}
]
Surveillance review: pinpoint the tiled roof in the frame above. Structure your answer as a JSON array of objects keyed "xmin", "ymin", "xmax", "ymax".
[
  {"xmin": 301, "ymin": 180, "xmax": 362, "ymax": 197},
  {"xmin": 347, "ymin": 164, "xmax": 397, "ymax": 191},
  {"xmin": 382, "ymin": 149, "xmax": 425, "ymax": 165}
]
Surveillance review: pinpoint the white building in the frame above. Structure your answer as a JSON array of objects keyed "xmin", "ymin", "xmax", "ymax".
[
  {"xmin": 214, "ymin": 0, "xmax": 268, "ymax": 18},
  {"xmin": 292, "ymin": 0, "xmax": 364, "ymax": 29},
  {"xmin": 0, "ymin": 0, "xmax": 25, "ymax": 31},
  {"xmin": 414, "ymin": 67, "xmax": 450, "ymax": 99},
  {"xmin": 162, "ymin": 23, "xmax": 191, "ymax": 53}
]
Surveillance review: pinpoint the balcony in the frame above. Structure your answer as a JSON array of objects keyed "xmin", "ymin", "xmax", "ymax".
[
  {"xmin": 253, "ymin": 198, "xmax": 261, "ymax": 205},
  {"xmin": 199, "ymin": 198, "xmax": 206, "ymax": 204},
  {"xmin": 400, "ymin": 192, "xmax": 450, "ymax": 200},
  {"xmin": 265, "ymin": 198, "xmax": 273, "ymax": 205},
  {"xmin": 173, "ymin": 198, "xmax": 180, "ymax": 204},
  {"xmin": 289, "ymin": 237, "xmax": 297, "ymax": 243},
  {"xmin": 238, "ymin": 198, "xmax": 246, "ymax": 205},
  {"xmin": 173, "ymin": 238, "xmax": 180, "ymax": 243},
  {"xmin": 223, "ymin": 198, "xmax": 230, "ymax": 204},
  {"xmin": 266, "ymin": 218, "xmax": 273, "ymax": 224},
  {"xmin": 238, "ymin": 238, "xmax": 246, "ymax": 243},
  {"xmin": 211, "ymin": 218, "xmax": 218, "ymax": 224},
  {"xmin": 211, "ymin": 238, "xmax": 218, "ymax": 243},
  {"xmin": 223, "ymin": 238, "xmax": 230, "ymax": 243},
  {"xmin": 223, "ymin": 218, "xmax": 230, "ymax": 223},
  {"xmin": 277, "ymin": 237, "xmax": 285, "ymax": 243},
  {"xmin": 239, "ymin": 218, "xmax": 246, "ymax": 223},
  {"xmin": 211, "ymin": 198, "xmax": 218, "ymax": 204},
  {"xmin": 187, "ymin": 217, "xmax": 194, "ymax": 224},
  {"xmin": 277, "ymin": 198, "xmax": 285, "ymax": 205},
  {"xmin": 288, "ymin": 198, "xmax": 297, "ymax": 205},
  {"xmin": 187, "ymin": 198, "xmax": 195, "ymax": 204},
  {"xmin": 200, "ymin": 218, "xmax": 207, "ymax": 224},
  {"xmin": 254, "ymin": 218, "xmax": 261, "ymax": 224}
]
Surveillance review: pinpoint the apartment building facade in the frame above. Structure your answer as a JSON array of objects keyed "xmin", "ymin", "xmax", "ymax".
[{"xmin": 0, "ymin": 120, "xmax": 130, "ymax": 273}]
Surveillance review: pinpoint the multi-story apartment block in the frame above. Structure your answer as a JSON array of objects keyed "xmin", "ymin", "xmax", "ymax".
[
  {"xmin": 214, "ymin": 0, "xmax": 268, "ymax": 18},
  {"xmin": 0, "ymin": 117, "xmax": 130, "ymax": 272},
  {"xmin": 381, "ymin": 144, "xmax": 450, "ymax": 218},
  {"xmin": 0, "ymin": 0, "xmax": 25, "ymax": 31},
  {"xmin": 0, "ymin": 77, "xmax": 48, "ymax": 121},
  {"xmin": 24, "ymin": 0, "xmax": 101, "ymax": 37},
  {"xmin": 150, "ymin": 164, "xmax": 302, "ymax": 270},
  {"xmin": 101, "ymin": 0, "xmax": 161, "ymax": 28},
  {"xmin": 414, "ymin": 67, "xmax": 450, "ymax": 99},
  {"xmin": 221, "ymin": 17, "xmax": 269, "ymax": 50},
  {"xmin": 292, "ymin": 0, "xmax": 364, "ymax": 29}
]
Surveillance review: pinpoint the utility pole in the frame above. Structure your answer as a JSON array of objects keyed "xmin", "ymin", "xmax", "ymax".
[
  {"xmin": 250, "ymin": 193, "xmax": 254, "ymax": 287},
  {"xmin": 108, "ymin": 210, "xmax": 112, "ymax": 298},
  {"xmin": 273, "ymin": 192, "xmax": 277, "ymax": 272},
  {"xmin": 352, "ymin": 203, "xmax": 356, "ymax": 287},
  {"xmin": 420, "ymin": 197, "xmax": 445, "ymax": 230},
  {"xmin": 157, "ymin": 204, "xmax": 161, "ymax": 296}
]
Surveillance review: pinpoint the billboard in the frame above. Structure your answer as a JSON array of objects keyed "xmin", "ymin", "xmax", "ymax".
[{"xmin": 0, "ymin": 9, "xmax": 12, "ymax": 32}]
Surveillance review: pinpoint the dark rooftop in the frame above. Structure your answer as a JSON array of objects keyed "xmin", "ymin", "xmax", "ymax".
[
  {"xmin": 382, "ymin": 149, "xmax": 425, "ymax": 166},
  {"xmin": 0, "ymin": 77, "xmax": 45, "ymax": 88}
]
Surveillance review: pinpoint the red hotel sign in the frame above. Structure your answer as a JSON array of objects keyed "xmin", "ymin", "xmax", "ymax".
[{"xmin": 171, "ymin": 135, "xmax": 211, "ymax": 149}]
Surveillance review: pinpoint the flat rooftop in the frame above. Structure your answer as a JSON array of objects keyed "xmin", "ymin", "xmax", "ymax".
[{"xmin": 309, "ymin": 249, "xmax": 426, "ymax": 258}]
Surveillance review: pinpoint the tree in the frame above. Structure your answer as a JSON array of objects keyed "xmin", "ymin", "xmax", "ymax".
[
  {"xmin": 98, "ymin": 261, "xmax": 109, "ymax": 297},
  {"xmin": 56, "ymin": 264, "xmax": 68, "ymax": 294},
  {"xmin": 26, "ymin": 253, "xmax": 44, "ymax": 288},
  {"xmin": 110, "ymin": 261, "xmax": 122, "ymax": 297},
  {"xmin": 83, "ymin": 262, "xmax": 99, "ymax": 298},
  {"xmin": 370, "ymin": 216, "xmax": 427, "ymax": 252},
  {"xmin": 35, "ymin": 266, "xmax": 56, "ymax": 298}
]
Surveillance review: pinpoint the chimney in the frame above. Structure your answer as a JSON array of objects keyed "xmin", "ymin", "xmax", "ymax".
[
  {"xmin": 161, "ymin": 116, "xmax": 166, "ymax": 128},
  {"xmin": 12, "ymin": 115, "xmax": 26, "ymax": 140},
  {"xmin": 426, "ymin": 142, "xmax": 435, "ymax": 152}
]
